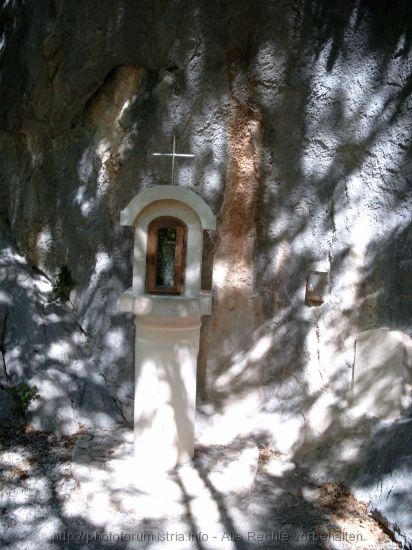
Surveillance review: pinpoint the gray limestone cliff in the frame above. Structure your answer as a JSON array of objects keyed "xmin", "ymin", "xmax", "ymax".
[{"xmin": 0, "ymin": 1, "xmax": 412, "ymax": 544}]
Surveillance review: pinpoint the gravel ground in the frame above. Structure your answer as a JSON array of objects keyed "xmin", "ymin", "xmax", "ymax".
[{"xmin": 0, "ymin": 426, "xmax": 401, "ymax": 549}]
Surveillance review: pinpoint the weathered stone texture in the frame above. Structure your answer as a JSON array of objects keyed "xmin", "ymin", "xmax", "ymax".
[{"xmin": 0, "ymin": 0, "xmax": 412, "ymax": 539}]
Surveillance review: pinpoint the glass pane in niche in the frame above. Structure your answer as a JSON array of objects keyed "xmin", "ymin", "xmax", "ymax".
[{"xmin": 156, "ymin": 228, "xmax": 176, "ymax": 288}]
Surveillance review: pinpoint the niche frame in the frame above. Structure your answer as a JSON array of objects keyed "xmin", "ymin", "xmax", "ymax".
[
  {"xmin": 120, "ymin": 185, "xmax": 216, "ymax": 302},
  {"xmin": 146, "ymin": 216, "xmax": 187, "ymax": 295}
]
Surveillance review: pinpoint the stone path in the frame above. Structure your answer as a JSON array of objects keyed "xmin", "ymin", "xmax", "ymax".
[
  {"xmin": 0, "ymin": 426, "xmax": 401, "ymax": 549},
  {"xmin": 71, "ymin": 429, "xmax": 259, "ymax": 534}
]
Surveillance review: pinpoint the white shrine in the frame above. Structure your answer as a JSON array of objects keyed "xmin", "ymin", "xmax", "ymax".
[{"xmin": 119, "ymin": 185, "xmax": 215, "ymax": 471}]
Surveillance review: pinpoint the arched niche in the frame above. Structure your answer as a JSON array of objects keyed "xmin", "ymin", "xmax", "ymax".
[{"xmin": 119, "ymin": 185, "xmax": 216, "ymax": 317}]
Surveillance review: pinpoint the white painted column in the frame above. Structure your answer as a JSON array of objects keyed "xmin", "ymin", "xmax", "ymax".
[{"xmin": 133, "ymin": 313, "xmax": 201, "ymax": 471}]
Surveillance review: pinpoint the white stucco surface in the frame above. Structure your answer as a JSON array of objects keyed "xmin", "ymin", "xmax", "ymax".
[
  {"xmin": 120, "ymin": 186, "xmax": 215, "ymax": 470},
  {"xmin": 120, "ymin": 185, "xmax": 216, "ymax": 230},
  {"xmin": 133, "ymin": 317, "xmax": 200, "ymax": 470},
  {"xmin": 351, "ymin": 329, "xmax": 412, "ymax": 421}
]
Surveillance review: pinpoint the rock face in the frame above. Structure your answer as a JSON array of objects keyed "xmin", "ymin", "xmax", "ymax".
[
  {"xmin": 1, "ymin": 0, "xmax": 412, "ymax": 541},
  {"xmin": 0, "ymin": 221, "xmax": 131, "ymax": 433}
]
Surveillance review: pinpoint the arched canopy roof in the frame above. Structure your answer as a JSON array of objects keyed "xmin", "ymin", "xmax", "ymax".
[{"xmin": 120, "ymin": 185, "xmax": 216, "ymax": 230}]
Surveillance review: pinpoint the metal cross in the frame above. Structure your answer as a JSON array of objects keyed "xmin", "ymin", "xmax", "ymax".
[{"xmin": 152, "ymin": 134, "xmax": 195, "ymax": 185}]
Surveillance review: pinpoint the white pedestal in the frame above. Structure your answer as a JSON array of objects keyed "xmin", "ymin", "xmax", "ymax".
[
  {"xmin": 134, "ymin": 316, "xmax": 200, "ymax": 470},
  {"xmin": 120, "ymin": 293, "xmax": 212, "ymax": 472}
]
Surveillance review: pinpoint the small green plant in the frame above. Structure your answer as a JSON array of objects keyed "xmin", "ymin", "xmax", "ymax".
[
  {"xmin": 5, "ymin": 382, "xmax": 40, "ymax": 418},
  {"xmin": 48, "ymin": 265, "xmax": 76, "ymax": 303}
]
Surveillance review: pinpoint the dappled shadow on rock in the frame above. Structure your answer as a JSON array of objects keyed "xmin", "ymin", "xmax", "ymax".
[
  {"xmin": 243, "ymin": 452, "xmax": 398, "ymax": 549},
  {"xmin": 1, "ymin": 426, "xmax": 401, "ymax": 549}
]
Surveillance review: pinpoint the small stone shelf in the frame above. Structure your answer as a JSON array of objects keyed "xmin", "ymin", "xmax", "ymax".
[{"xmin": 119, "ymin": 290, "xmax": 212, "ymax": 318}]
